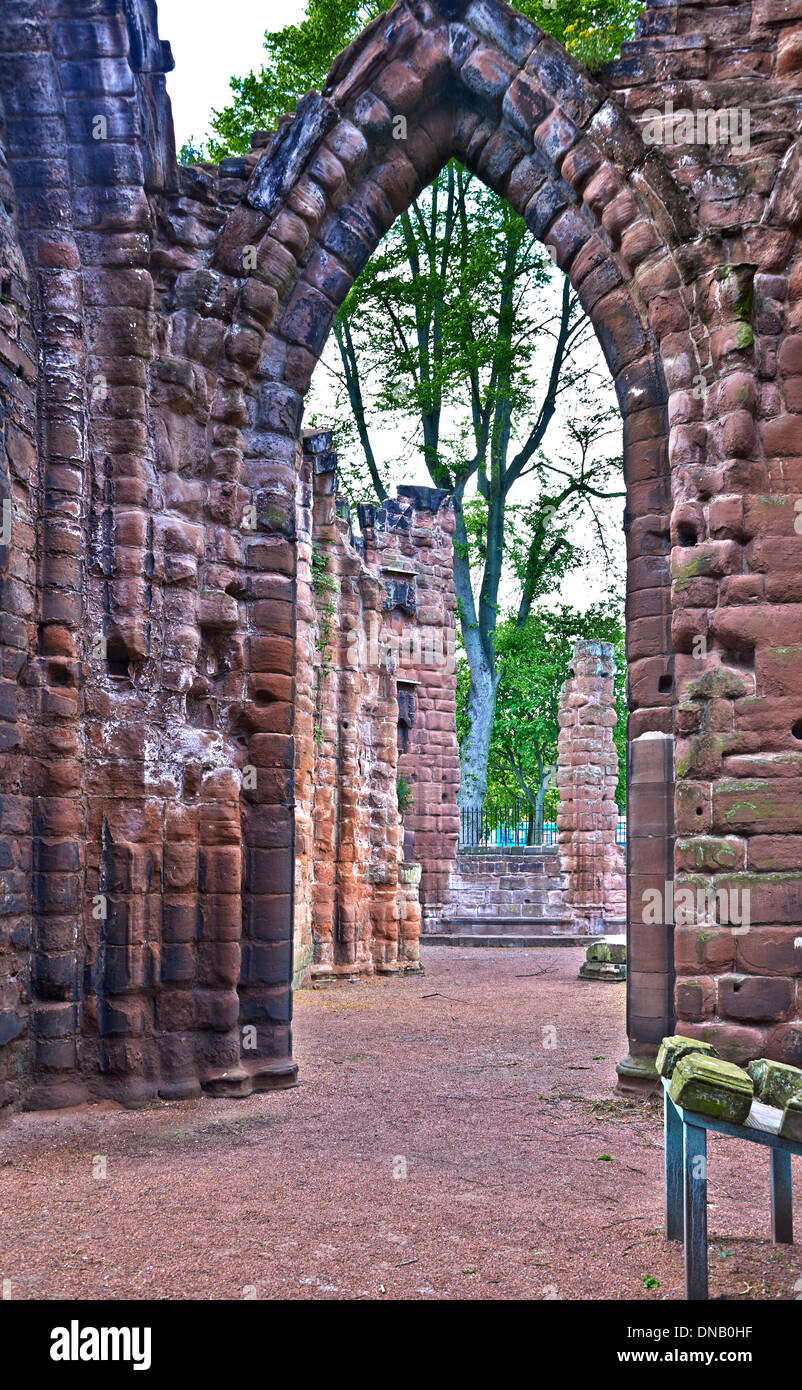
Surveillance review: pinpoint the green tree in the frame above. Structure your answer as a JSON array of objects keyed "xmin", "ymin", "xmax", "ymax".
[
  {"xmin": 207, "ymin": 0, "xmax": 394, "ymax": 159},
  {"xmin": 316, "ymin": 159, "xmax": 624, "ymax": 813},
  {"xmin": 178, "ymin": 135, "xmax": 208, "ymax": 165},
  {"xmin": 457, "ymin": 598, "xmax": 626, "ymax": 842},
  {"xmin": 203, "ymin": 0, "xmax": 636, "ymax": 810},
  {"xmin": 206, "ymin": 0, "xmax": 642, "ymax": 157}
]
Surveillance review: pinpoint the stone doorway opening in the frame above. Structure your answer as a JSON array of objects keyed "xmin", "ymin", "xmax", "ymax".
[
  {"xmin": 434, "ymin": 637, "xmax": 628, "ymax": 946},
  {"xmin": 268, "ymin": 0, "xmax": 679, "ymax": 1089}
]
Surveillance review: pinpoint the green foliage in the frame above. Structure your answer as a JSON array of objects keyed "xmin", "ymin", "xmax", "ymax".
[
  {"xmin": 330, "ymin": 166, "xmax": 566, "ymax": 502},
  {"xmin": 208, "ymin": 0, "xmax": 394, "ymax": 159},
  {"xmin": 524, "ymin": 0, "xmax": 644, "ymax": 70},
  {"xmin": 457, "ymin": 597, "xmax": 627, "ymax": 811},
  {"xmin": 177, "ymin": 135, "xmax": 208, "ymax": 165},
  {"xmin": 311, "ymin": 544, "xmax": 339, "ymax": 679},
  {"xmin": 397, "ymin": 774, "xmax": 414, "ymax": 817},
  {"xmin": 207, "ymin": 0, "xmax": 642, "ymax": 158},
  {"xmin": 311, "ymin": 543, "xmax": 339, "ymax": 596}
]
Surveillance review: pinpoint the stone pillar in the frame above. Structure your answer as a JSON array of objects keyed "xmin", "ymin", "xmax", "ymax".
[
  {"xmin": 364, "ymin": 486, "xmax": 459, "ymax": 933},
  {"xmin": 297, "ymin": 434, "xmax": 425, "ymax": 982},
  {"xmin": 557, "ymin": 640, "xmax": 626, "ymax": 935},
  {"xmin": 618, "ymin": 731, "xmax": 675, "ymax": 1093}
]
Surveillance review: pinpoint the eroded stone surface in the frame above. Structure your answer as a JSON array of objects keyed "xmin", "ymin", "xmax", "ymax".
[
  {"xmin": 294, "ymin": 430, "xmax": 458, "ymax": 982},
  {"xmin": 557, "ymin": 640, "xmax": 626, "ymax": 934},
  {"xmin": 1, "ymin": 0, "xmax": 802, "ymax": 1107}
]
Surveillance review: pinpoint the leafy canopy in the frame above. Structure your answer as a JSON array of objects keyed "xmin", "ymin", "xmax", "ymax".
[
  {"xmin": 458, "ymin": 598, "xmax": 627, "ymax": 811},
  {"xmin": 207, "ymin": 0, "xmax": 643, "ymax": 158}
]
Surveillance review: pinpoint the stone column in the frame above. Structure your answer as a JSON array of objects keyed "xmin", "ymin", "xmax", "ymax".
[{"xmin": 557, "ymin": 639, "xmax": 626, "ymax": 935}]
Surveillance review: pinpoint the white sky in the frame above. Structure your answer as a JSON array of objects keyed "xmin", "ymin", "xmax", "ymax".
[
  {"xmin": 158, "ymin": 0, "xmax": 308, "ymax": 149},
  {"xmin": 158, "ymin": 0, "xmax": 626, "ymax": 616}
]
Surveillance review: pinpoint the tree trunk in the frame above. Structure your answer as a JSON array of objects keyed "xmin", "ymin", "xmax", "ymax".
[
  {"xmin": 534, "ymin": 781, "xmax": 546, "ymax": 845},
  {"xmin": 457, "ymin": 657, "xmax": 496, "ymax": 816},
  {"xmin": 452, "ymin": 511, "xmax": 498, "ymax": 818}
]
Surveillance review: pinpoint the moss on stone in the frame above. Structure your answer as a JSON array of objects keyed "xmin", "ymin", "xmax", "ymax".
[
  {"xmin": 686, "ymin": 668, "xmax": 747, "ymax": 701},
  {"xmin": 673, "ymin": 557, "xmax": 701, "ymax": 592},
  {"xmin": 747, "ymin": 1058, "xmax": 802, "ymax": 1110},
  {"xmin": 669, "ymin": 1053, "xmax": 753, "ymax": 1124},
  {"xmin": 780, "ymin": 1095, "xmax": 802, "ymax": 1142},
  {"xmin": 676, "ymin": 838, "xmax": 740, "ymax": 870},
  {"xmin": 656, "ymin": 1034, "xmax": 717, "ymax": 1078},
  {"xmin": 735, "ymin": 322, "xmax": 754, "ymax": 350}
]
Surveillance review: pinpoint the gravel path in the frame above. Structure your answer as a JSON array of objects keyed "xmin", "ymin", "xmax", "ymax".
[{"xmin": 1, "ymin": 947, "xmax": 800, "ymax": 1301}]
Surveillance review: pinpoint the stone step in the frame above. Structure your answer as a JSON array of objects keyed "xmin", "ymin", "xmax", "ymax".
[
  {"xmin": 441, "ymin": 914, "xmax": 571, "ymax": 931},
  {"xmin": 457, "ymin": 846, "xmax": 559, "ymax": 855},
  {"xmin": 423, "ymin": 933, "xmax": 595, "ymax": 948},
  {"xmin": 447, "ymin": 897, "xmax": 560, "ymax": 912},
  {"xmin": 455, "ymin": 863, "xmax": 557, "ymax": 876},
  {"xmin": 452, "ymin": 876, "xmax": 561, "ymax": 891}
]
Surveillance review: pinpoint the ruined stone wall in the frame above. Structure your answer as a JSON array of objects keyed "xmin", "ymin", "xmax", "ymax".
[
  {"xmin": 0, "ymin": 0, "xmax": 296, "ymax": 1108},
  {"xmin": 294, "ymin": 429, "xmax": 457, "ymax": 980},
  {"xmin": 557, "ymin": 639, "xmax": 627, "ymax": 935},
  {"xmin": 3, "ymin": 0, "xmax": 802, "ymax": 1107},
  {"xmin": 360, "ymin": 485, "xmax": 460, "ymax": 932},
  {"xmin": 441, "ymin": 847, "xmax": 569, "ymax": 934},
  {"xmin": 0, "ymin": 100, "xmax": 38, "ymax": 1109}
]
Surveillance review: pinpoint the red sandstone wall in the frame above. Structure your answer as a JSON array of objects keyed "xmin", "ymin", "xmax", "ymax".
[
  {"xmin": 361, "ymin": 486, "xmax": 460, "ymax": 932},
  {"xmin": 295, "ymin": 430, "xmax": 457, "ymax": 979},
  {"xmin": 4, "ymin": 0, "xmax": 802, "ymax": 1106},
  {"xmin": 0, "ymin": 0, "xmax": 299, "ymax": 1106},
  {"xmin": 0, "ymin": 101, "xmax": 37, "ymax": 1109},
  {"xmin": 557, "ymin": 639, "xmax": 626, "ymax": 934}
]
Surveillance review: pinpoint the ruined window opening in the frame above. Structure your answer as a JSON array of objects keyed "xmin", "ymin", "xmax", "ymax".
[{"xmin": 105, "ymin": 637, "xmax": 130, "ymax": 679}]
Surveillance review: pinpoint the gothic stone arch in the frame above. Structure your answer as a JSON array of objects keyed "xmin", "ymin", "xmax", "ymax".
[
  {"xmin": 228, "ymin": 1, "xmax": 686, "ymax": 1089},
  {"xmin": 0, "ymin": 0, "xmax": 801, "ymax": 1107}
]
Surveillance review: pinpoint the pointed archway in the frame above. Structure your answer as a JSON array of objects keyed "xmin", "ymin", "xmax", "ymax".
[{"xmin": 210, "ymin": 0, "xmax": 697, "ymax": 1091}]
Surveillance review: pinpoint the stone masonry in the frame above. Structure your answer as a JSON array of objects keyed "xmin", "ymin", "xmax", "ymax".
[
  {"xmin": 437, "ymin": 846, "xmax": 570, "ymax": 938},
  {"xmin": 557, "ymin": 639, "xmax": 627, "ymax": 935},
  {"xmin": 294, "ymin": 426, "xmax": 458, "ymax": 983},
  {"xmin": 3, "ymin": 0, "xmax": 802, "ymax": 1106},
  {"xmin": 436, "ymin": 636, "xmax": 626, "ymax": 945}
]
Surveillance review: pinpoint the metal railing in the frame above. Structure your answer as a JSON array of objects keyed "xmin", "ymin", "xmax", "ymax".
[
  {"xmin": 459, "ymin": 803, "xmax": 556, "ymax": 848},
  {"xmin": 459, "ymin": 803, "xmax": 628, "ymax": 850}
]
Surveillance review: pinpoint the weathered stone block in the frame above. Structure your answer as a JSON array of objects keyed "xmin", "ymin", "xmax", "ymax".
[
  {"xmin": 669, "ymin": 1053, "xmax": 753, "ymax": 1124},
  {"xmin": 656, "ymin": 1033, "xmax": 718, "ymax": 1078},
  {"xmin": 746, "ymin": 1056, "xmax": 802, "ymax": 1109}
]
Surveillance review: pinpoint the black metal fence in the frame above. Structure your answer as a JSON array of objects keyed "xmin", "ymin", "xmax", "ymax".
[
  {"xmin": 459, "ymin": 803, "xmax": 555, "ymax": 848},
  {"xmin": 459, "ymin": 802, "xmax": 627, "ymax": 850}
]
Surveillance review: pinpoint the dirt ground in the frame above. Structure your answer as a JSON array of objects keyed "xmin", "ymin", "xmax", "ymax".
[{"xmin": 0, "ymin": 946, "xmax": 800, "ymax": 1301}]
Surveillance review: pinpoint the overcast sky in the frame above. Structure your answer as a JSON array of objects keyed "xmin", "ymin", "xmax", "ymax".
[
  {"xmin": 158, "ymin": 0, "xmax": 307, "ymax": 150},
  {"xmin": 157, "ymin": 0, "xmax": 626, "ymax": 616}
]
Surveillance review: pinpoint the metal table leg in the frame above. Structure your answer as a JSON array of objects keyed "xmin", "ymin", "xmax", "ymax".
[
  {"xmin": 770, "ymin": 1148, "xmax": 793, "ymax": 1245},
  {"xmin": 665, "ymin": 1089, "xmax": 683, "ymax": 1241},
  {"xmin": 683, "ymin": 1120, "xmax": 708, "ymax": 1300}
]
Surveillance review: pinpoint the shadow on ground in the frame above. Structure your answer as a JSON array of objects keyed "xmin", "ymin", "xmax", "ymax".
[{"xmin": 0, "ymin": 947, "xmax": 799, "ymax": 1300}]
